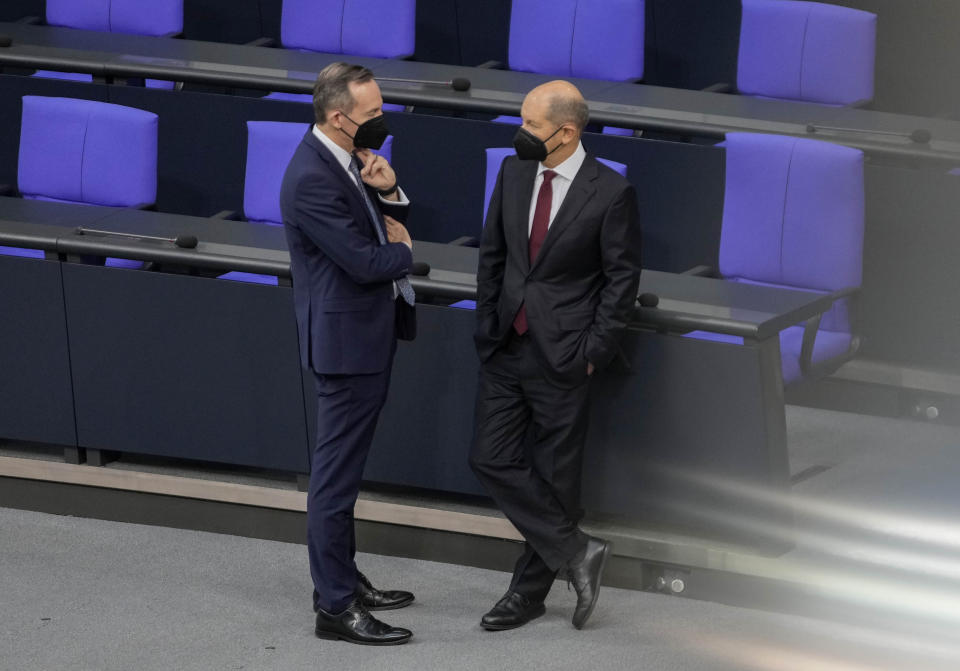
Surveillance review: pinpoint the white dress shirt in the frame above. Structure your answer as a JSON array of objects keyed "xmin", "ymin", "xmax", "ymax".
[{"xmin": 527, "ymin": 141, "xmax": 587, "ymax": 236}]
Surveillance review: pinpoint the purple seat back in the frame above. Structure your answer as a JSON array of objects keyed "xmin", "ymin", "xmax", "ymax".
[
  {"xmin": 509, "ymin": 0, "xmax": 644, "ymax": 81},
  {"xmin": 483, "ymin": 148, "xmax": 627, "ymax": 223},
  {"xmin": 47, "ymin": 0, "xmax": 183, "ymax": 37},
  {"xmin": 244, "ymin": 121, "xmax": 393, "ymax": 225},
  {"xmin": 738, "ymin": 0, "xmax": 875, "ymax": 105},
  {"xmin": 719, "ymin": 133, "xmax": 864, "ymax": 331},
  {"xmin": 18, "ymin": 97, "xmax": 158, "ymax": 208},
  {"xmin": 281, "ymin": 0, "xmax": 416, "ymax": 58}
]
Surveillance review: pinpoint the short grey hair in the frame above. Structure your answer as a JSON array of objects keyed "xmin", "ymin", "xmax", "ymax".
[
  {"xmin": 546, "ymin": 94, "xmax": 590, "ymax": 132},
  {"xmin": 312, "ymin": 62, "xmax": 375, "ymax": 125}
]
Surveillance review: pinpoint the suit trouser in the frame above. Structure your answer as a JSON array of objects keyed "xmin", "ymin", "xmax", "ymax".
[
  {"xmin": 308, "ymin": 346, "xmax": 395, "ymax": 613},
  {"xmin": 469, "ymin": 332, "xmax": 592, "ymax": 603}
]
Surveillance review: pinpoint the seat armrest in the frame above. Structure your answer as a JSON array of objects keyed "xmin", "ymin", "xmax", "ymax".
[
  {"xmin": 210, "ymin": 209, "xmax": 241, "ymax": 220},
  {"xmin": 681, "ymin": 264, "xmax": 717, "ymax": 277},
  {"xmin": 449, "ymin": 235, "xmax": 479, "ymax": 247},
  {"xmin": 477, "ymin": 60, "xmax": 505, "ymax": 70},
  {"xmin": 798, "ymin": 286, "xmax": 862, "ymax": 378},
  {"xmin": 702, "ymin": 82, "xmax": 733, "ymax": 94},
  {"xmin": 245, "ymin": 37, "xmax": 277, "ymax": 48},
  {"xmin": 17, "ymin": 15, "xmax": 42, "ymax": 25}
]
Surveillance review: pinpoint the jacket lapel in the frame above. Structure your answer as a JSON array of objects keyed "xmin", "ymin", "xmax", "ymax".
[
  {"xmin": 529, "ymin": 157, "xmax": 599, "ymax": 274},
  {"xmin": 301, "ymin": 131, "xmax": 378, "ymax": 234},
  {"xmin": 509, "ymin": 159, "xmax": 539, "ymax": 274}
]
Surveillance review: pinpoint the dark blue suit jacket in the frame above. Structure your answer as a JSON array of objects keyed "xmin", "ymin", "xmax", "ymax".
[{"xmin": 280, "ymin": 130, "xmax": 414, "ymax": 375}]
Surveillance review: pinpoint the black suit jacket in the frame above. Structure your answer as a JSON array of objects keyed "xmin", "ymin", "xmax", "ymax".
[{"xmin": 475, "ymin": 153, "xmax": 641, "ymax": 386}]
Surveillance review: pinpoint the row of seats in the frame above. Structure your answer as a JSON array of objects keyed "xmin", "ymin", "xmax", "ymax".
[
  {"xmin": 1, "ymin": 95, "xmax": 864, "ymax": 387},
  {"xmin": 28, "ymin": 0, "xmax": 876, "ymax": 107}
]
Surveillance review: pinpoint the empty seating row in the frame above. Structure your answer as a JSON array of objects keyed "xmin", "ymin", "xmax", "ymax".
[{"xmin": 19, "ymin": 1, "xmax": 876, "ymax": 108}]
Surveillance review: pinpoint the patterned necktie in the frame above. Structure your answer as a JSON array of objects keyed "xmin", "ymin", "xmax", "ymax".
[
  {"xmin": 348, "ymin": 155, "xmax": 415, "ymax": 306},
  {"xmin": 513, "ymin": 170, "xmax": 557, "ymax": 335}
]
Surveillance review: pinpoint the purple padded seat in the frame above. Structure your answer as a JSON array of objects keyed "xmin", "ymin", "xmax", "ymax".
[
  {"xmin": 218, "ymin": 122, "xmax": 394, "ymax": 284},
  {"xmin": 267, "ymin": 1, "xmax": 415, "ymax": 105},
  {"xmin": 280, "ymin": 0, "xmax": 415, "ymax": 58},
  {"xmin": 738, "ymin": 0, "xmax": 876, "ymax": 106},
  {"xmin": 685, "ymin": 132, "xmax": 865, "ymax": 384},
  {"xmin": 508, "ymin": 0, "xmax": 644, "ymax": 81},
  {"xmin": 46, "ymin": 0, "xmax": 183, "ymax": 36},
  {"xmin": 494, "ymin": 0, "xmax": 644, "ymax": 135},
  {"xmin": 3, "ymin": 96, "xmax": 158, "ymax": 266},
  {"xmin": 39, "ymin": 0, "xmax": 183, "ymax": 88}
]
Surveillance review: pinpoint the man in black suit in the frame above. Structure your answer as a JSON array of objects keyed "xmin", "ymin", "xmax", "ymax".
[
  {"xmin": 469, "ymin": 80, "xmax": 642, "ymax": 631},
  {"xmin": 280, "ymin": 62, "xmax": 417, "ymax": 645}
]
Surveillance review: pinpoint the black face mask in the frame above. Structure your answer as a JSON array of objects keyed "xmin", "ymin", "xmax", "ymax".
[
  {"xmin": 512, "ymin": 125, "xmax": 564, "ymax": 162},
  {"xmin": 339, "ymin": 112, "xmax": 390, "ymax": 150}
]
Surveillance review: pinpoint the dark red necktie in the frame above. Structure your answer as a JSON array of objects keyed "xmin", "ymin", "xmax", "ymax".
[{"xmin": 513, "ymin": 170, "xmax": 557, "ymax": 335}]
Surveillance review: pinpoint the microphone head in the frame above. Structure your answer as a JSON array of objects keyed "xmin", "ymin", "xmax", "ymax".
[
  {"xmin": 410, "ymin": 261, "xmax": 430, "ymax": 276},
  {"xmin": 805, "ymin": 124, "xmax": 817, "ymax": 134},
  {"xmin": 0, "ymin": 36, "xmax": 12, "ymax": 48},
  {"xmin": 74, "ymin": 226, "xmax": 86, "ymax": 236},
  {"xmin": 637, "ymin": 292, "xmax": 659, "ymax": 308},
  {"xmin": 451, "ymin": 77, "xmax": 471, "ymax": 92},
  {"xmin": 174, "ymin": 234, "xmax": 198, "ymax": 249},
  {"xmin": 910, "ymin": 129, "xmax": 932, "ymax": 144}
]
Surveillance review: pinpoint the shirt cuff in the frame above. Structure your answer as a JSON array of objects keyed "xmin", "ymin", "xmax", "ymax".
[{"xmin": 378, "ymin": 186, "xmax": 409, "ymax": 206}]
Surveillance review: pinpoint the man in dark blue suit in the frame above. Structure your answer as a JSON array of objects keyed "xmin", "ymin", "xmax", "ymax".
[{"xmin": 280, "ymin": 62, "xmax": 417, "ymax": 646}]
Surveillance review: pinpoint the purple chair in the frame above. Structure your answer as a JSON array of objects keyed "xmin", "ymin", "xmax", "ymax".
[
  {"xmin": 263, "ymin": 0, "xmax": 415, "ymax": 110},
  {"xmin": 450, "ymin": 147, "xmax": 628, "ymax": 310},
  {"xmin": 36, "ymin": 0, "xmax": 183, "ymax": 90},
  {"xmin": 684, "ymin": 133, "xmax": 865, "ymax": 385},
  {"xmin": 491, "ymin": 0, "xmax": 644, "ymax": 136},
  {"xmin": 737, "ymin": 0, "xmax": 876, "ymax": 106},
  {"xmin": 218, "ymin": 121, "xmax": 394, "ymax": 285},
  {"xmin": 46, "ymin": 0, "xmax": 183, "ymax": 36},
  {"xmin": 0, "ymin": 97, "xmax": 158, "ymax": 264}
]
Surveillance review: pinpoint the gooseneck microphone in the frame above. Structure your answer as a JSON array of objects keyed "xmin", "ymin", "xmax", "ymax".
[
  {"xmin": 410, "ymin": 261, "xmax": 431, "ymax": 276},
  {"xmin": 377, "ymin": 76, "xmax": 471, "ymax": 92},
  {"xmin": 0, "ymin": 36, "xmax": 13, "ymax": 48},
  {"xmin": 637, "ymin": 292, "xmax": 659, "ymax": 308},
  {"xmin": 75, "ymin": 227, "xmax": 199, "ymax": 249},
  {"xmin": 805, "ymin": 123, "xmax": 932, "ymax": 144}
]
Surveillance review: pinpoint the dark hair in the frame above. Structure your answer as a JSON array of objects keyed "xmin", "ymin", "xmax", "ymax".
[{"xmin": 312, "ymin": 62, "xmax": 376, "ymax": 125}]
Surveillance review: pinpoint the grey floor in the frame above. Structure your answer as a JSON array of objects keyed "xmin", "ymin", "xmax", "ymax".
[
  {"xmin": 4, "ymin": 405, "xmax": 960, "ymax": 670},
  {"xmin": 1, "ymin": 504, "xmax": 960, "ymax": 671}
]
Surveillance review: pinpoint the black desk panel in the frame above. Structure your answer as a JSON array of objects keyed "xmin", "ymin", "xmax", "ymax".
[
  {"xmin": 0, "ymin": 255, "xmax": 76, "ymax": 447},
  {"xmin": 61, "ymin": 264, "xmax": 309, "ymax": 472},
  {"xmin": 1, "ymin": 201, "xmax": 836, "ymax": 549},
  {"xmin": 359, "ymin": 302, "xmax": 791, "ymax": 551}
]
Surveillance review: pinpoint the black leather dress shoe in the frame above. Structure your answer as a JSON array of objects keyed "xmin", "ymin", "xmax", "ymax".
[
  {"xmin": 480, "ymin": 591, "xmax": 546, "ymax": 631},
  {"xmin": 567, "ymin": 536, "xmax": 611, "ymax": 630},
  {"xmin": 357, "ymin": 571, "xmax": 415, "ymax": 611},
  {"xmin": 315, "ymin": 598, "xmax": 412, "ymax": 645}
]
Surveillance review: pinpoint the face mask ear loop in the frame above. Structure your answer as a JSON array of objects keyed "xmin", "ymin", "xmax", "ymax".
[{"xmin": 544, "ymin": 124, "xmax": 566, "ymax": 157}]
